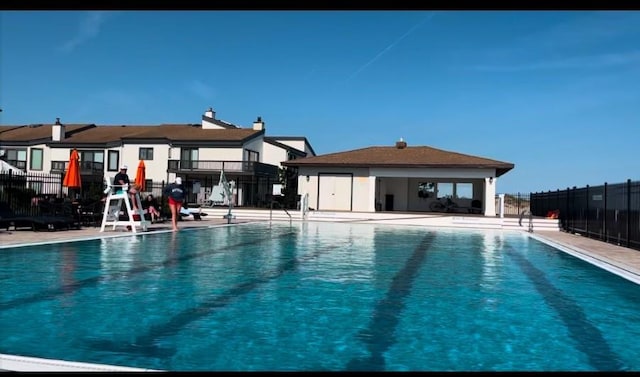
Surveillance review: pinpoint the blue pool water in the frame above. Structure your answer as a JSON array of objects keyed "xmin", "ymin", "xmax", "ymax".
[{"xmin": 1, "ymin": 222, "xmax": 640, "ymax": 371}]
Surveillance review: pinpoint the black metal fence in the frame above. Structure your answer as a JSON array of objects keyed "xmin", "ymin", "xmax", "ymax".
[
  {"xmin": 0, "ymin": 170, "xmax": 174, "ymax": 218},
  {"xmin": 0, "ymin": 170, "xmax": 65, "ymax": 216},
  {"xmin": 531, "ymin": 179, "xmax": 640, "ymax": 251}
]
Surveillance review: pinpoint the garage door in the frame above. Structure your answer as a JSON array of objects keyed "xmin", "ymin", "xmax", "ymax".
[{"xmin": 318, "ymin": 174, "xmax": 352, "ymax": 211}]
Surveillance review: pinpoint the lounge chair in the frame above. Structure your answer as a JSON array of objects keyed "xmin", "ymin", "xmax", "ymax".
[
  {"xmin": 179, "ymin": 205, "xmax": 208, "ymax": 221},
  {"xmin": 0, "ymin": 201, "xmax": 79, "ymax": 231}
]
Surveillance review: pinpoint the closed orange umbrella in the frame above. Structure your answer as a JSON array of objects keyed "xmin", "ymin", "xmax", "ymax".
[
  {"xmin": 134, "ymin": 160, "xmax": 146, "ymax": 192},
  {"xmin": 62, "ymin": 149, "xmax": 81, "ymax": 189}
]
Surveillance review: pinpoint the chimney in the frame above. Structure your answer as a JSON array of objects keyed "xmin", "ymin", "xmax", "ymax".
[
  {"xmin": 52, "ymin": 117, "xmax": 65, "ymax": 141},
  {"xmin": 395, "ymin": 137, "xmax": 407, "ymax": 149},
  {"xmin": 204, "ymin": 107, "xmax": 215, "ymax": 119},
  {"xmin": 252, "ymin": 116, "xmax": 265, "ymax": 131},
  {"xmin": 202, "ymin": 107, "xmax": 218, "ymax": 129}
]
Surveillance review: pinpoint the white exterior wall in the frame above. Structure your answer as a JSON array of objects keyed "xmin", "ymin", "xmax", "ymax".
[
  {"xmin": 272, "ymin": 138, "xmax": 315, "ymax": 157},
  {"xmin": 261, "ymin": 142, "xmax": 287, "ymax": 167},
  {"xmin": 369, "ymin": 167, "xmax": 495, "ymax": 179},
  {"xmin": 198, "ymin": 147, "xmax": 243, "ymax": 161},
  {"xmin": 350, "ymin": 169, "xmax": 372, "ymax": 211},
  {"xmin": 297, "ymin": 171, "xmax": 317, "ymax": 210},
  {"xmin": 243, "ymin": 136, "xmax": 264, "ymax": 161},
  {"xmin": 49, "ymin": 148, "xmax": 71, "ymax": 166},
  {"xmin": 484, "ymin": 176, "xmax": 497, "ymax": 216},
  {"xmin": 297, "ymin": 167, "xmax": 371, "ymax": 212},
  {"xmin": 298, "ymin": 166, "xmax": 500, "ymax": 216},
  {"xmin": 39, "ymin": 145, "xmax": 67, "ymax": 173},
  {"xmin": 202, "ymin": 118, "xmax": 224, "ymax": 129},
  {"xmin": 273, "ymin": 139, "xmax": 303, "ymax": 151}
]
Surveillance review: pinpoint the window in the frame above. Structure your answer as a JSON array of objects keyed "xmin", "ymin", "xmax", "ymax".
[
  {"xmin": 180, "ymin": 148, "xmax": 199, "ymax": 169},
  {"xmin": 30, "ymin": 148, "xmax": 43, "ymax": 171},
  {"xmin": 455, "ymin": 183, "xmax": 473, "ymax": 199},
  {"xmin": 139, "ymin": 147, "xmax": 153, "ymax": 160},
  {"xmin": 437, "ymin": 182, "xmax": 454, "ymax": 199},
  {"xmin": 78, "ymin": 150, "xmax": 104, "ymax": 172},
  {"xmin": 244, "ymin": 149, "xmax": 259, "ymax": 162},
  {"xmin": 5, "ymin": 148, "xmax": 27, "ymax": 169},
  {"xmin": 418, "ymin": 182, "xmax": 435, "ymax": 198},
  {"xmin": 108, "ymin": 150, "xmax": 120, "ymax": 171}
]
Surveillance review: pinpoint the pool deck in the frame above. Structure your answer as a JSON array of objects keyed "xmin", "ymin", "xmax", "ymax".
[{"xmin": 2, "ymin": 216, "xmax": 640, "ymax": 371}]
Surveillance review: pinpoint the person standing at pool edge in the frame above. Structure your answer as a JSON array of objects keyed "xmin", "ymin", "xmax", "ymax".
[{"xmin": 164, "ymin": 177, "xmax": 186, "ymax": 231}]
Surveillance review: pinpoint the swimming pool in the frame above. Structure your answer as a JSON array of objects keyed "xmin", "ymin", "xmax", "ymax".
[{"xmin": 1, "ymin": 222, "xmax": 639, "ymax": 371}]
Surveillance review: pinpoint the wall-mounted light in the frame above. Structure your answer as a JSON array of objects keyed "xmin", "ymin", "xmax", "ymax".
[
  {"xmin": 306, "ymin": 175, "xmax": 310, "ymax": 182},
  {"xmin": 489, "ymin": 177, "xmax": 493, "ymax": 184}
]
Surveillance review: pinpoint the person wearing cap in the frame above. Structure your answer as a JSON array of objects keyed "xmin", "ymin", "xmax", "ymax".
[
  {"xmin": 163, "ymin": 177, "xmax": 187, "ymax": 231},
  {"xmin": 113, "ymin": 164, "xmax": 139, "ymax": 209}
]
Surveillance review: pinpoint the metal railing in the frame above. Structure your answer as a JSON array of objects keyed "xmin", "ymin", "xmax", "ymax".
[
  {"xmin": 270, "ymin": 199, "xmax": 292, "ymax": 226},
  {"xmin": 167, "ymin": 160, "xmax": 279, "ymax": 176},
  {"xmin": 51, "ymin": 160, "xmax": 104, "ymax": 174}
]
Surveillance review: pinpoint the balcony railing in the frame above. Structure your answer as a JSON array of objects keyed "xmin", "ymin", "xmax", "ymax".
[
  {"xmin": 4, "ymin": 159, "xmax": 27, "ymax": 171},
  {"xmin": 51, "ymin": 161, "xmax": 105, "ymax": 175},
  {"xmin": 167, "ymin": 160, "xmax": 279, "ymax": 176}
]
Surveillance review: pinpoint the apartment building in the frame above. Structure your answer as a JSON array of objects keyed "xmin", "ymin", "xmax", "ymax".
[{"xmin": 0, "ymin": 107, "xmax": 315, "ymax": 207}]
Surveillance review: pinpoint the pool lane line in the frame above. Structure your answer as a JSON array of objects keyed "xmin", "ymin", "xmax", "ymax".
[
  {"xmin": 83, "ymin": 228, "xmax": 340, "ymax": 361},
  {"xmin": 344, "ymin": 232, "xmax": 436, "ymax": 371},
  {"xmin": 503, "ymin": 242, "xmax": 626, "ymax": 371},
  {"xmin": 0, "ymin": 229, "xmax": 295, "ymax": 311}
]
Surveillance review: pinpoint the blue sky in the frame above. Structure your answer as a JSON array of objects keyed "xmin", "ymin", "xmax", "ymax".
[{"xmin": 1, "ymin": 10, "xmax": 639, "ymax": 194}]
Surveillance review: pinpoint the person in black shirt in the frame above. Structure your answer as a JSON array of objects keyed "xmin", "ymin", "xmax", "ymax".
[
  {"xmin": 113, "ymin": 164, "xmax": 139, "ymax": 209},
  {"xmin": 142, "ymin": 194, "xmax": 161, "ymax": 223}
]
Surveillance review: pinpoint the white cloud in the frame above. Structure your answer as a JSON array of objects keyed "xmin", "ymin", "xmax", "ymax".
[
  {"xmin": 187, "ymin": 80, "xmax": 215, "ymax": 100},
  {"xmin": 59, "ymin": 11, "xmax": 112, "ymax": 53},
  {"xmin": 468, "ymin": 50, "xmax": 640, "ymax": 72}
]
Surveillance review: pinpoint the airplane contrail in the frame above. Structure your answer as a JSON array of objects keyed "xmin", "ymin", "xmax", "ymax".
[{"xmin": 346, "ymin": 12, "xmax": 436, "ymax": 82}]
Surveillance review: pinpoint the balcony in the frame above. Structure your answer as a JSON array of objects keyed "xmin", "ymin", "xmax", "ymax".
[
  {"xmin": 167, "ymin": 160, "xmax": 279, "ymax": 177},
  {"xmin": 51, "ymin": 160, "xmax": 105, "ymax": 175},
  {"xmin": 3, "ymin": 159, "xmax": 27, "ymax": 171}
]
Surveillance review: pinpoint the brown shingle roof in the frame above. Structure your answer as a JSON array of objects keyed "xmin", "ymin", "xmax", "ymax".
[
  {"xmin": 0, "ymin": 123, "xmax": 263, "ymax": 145},
  {"xmin": 0, "ymin": 124, "xmax": 93, "ymax": 142},
  {"xmin": 282, "ymin": 145, "xmax": 515, "ymax": 177}
]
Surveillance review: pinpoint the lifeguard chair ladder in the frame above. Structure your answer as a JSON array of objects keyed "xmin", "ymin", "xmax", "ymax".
[{"xmin": 100, "ymin": 179, "xmax": 149, "ymax": 233}]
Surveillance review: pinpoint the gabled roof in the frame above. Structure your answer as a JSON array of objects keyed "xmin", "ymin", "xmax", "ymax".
[
  {"xmin": 0, "ymin": 123, "xmax": 265, "ymax": 147},
  {"xmin": 58, "ymin": 124, "xmax": 262, "ymax": 144},
  {"xmin": 201, "ymin": 115, "xmax": 239, "ymax": 129},
  {"xmin": 264, "ymin": 137, "xmax": 307, "ymax": 158},
  {"xmin": 265, "ymin": 136, "xmax": 316, "ymax": 156},
  {"xmin": 0, "ymin": 125, "xmax": 26, "ymax": 135},
  {"xmin": 0, "ymin": 124, "xmax": 94, "ymax": 143},
  {"xmin": 282, "ymin": 145, "xmax": 515, "ymax": 177}
]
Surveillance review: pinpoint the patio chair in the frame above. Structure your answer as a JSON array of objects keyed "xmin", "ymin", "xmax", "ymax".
[
  {"xmin": 469, "ymin": 200, "xmax": 482, "ymax": 214},
  {"xmin": 0, "ymin": 201, "xmax": 79, "ymax": 231}
]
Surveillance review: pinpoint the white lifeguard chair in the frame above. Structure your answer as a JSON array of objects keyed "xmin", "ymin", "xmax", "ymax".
[{"xmin": 100, "ymin": 178, "xmax": 149, "ymax": 233}]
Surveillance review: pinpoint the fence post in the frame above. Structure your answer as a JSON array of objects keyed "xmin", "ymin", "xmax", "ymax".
[
  {"xmin": 627, "ymin": 179, "xmax": 631, "ymax": 248},
  {"xmin": 603, "ymin": 182, "xmax": 608, "ymax": 242},
  {"xmin": 585, "ymin": 185, "xmax": 589, "ymax": 237},
  {"xmin": 566, "ymin": 187, "xmax": 571, "ymax": 232},
  {"xmin": 7, "ymin": 169, "xmax": 13, "ymax": 205}
]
